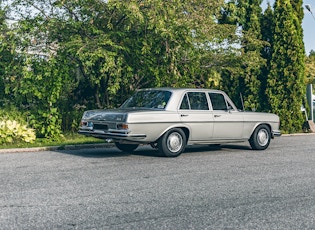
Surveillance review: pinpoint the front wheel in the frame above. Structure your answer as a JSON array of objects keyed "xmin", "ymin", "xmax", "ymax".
[
  {"xmin": 158, "ymin": 128, "xmax": 187, "ymax": 157},
  {"xmin": 249, "ymin": 125, "xmax": 271, "ymax": 150},
  {"xmin": 115, "ymin": 142, "xmax": 139, "ymax": 153}
]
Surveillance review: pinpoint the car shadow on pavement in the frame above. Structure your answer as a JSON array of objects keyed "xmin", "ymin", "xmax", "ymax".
[
  {"xmin": 184, "ymin": 144, "xmax": 251, "ymax": 153},
  {"xmin": 58, "ymin": 145, "xmax": 163, "ymax": 158},
  {"xmin": 220, "ymin": 144, "xmax": 252, "ymax": 150},
  {"xmin": 58, "ymin": 143, "xmax": 251, "ymax": 158},
  {"xmin": 59, "ymin": 147, "xmax": 131, "ymax": 158}
]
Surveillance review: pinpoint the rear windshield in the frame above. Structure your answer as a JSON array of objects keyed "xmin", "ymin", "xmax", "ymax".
[{"xmin": 121, "ymin": 90, "xmax": 172, "ymax": 109}]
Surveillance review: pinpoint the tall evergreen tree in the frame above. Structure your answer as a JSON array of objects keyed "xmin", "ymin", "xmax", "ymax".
[
  {"xmin": 267, "ymin": 0, "xmax": 305, "ymax": 133},
  {"xmin": 260, "ymin": 3, "xmax": 274, "ymax": 111},
  {"xmin": 237, "ymin": 0, "xmax": 264, "ymax": 111}
]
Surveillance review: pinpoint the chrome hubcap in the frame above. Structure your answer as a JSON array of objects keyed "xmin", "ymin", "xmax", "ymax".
[
  {"xmin": 167, "ymin": 132, "xmax": 183, "ymax": 153},
  {"xmin": 257, "ymin": 129, "xmax": 269, "ymax": 146}
]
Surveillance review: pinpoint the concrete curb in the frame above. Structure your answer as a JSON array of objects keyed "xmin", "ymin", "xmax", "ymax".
[
  {"xmin": 281, "ymin": 132, "xmax": 315, "ymax": 137},
  {"xmin": 0, "ymin": 143, "xmax": 114, "ymax": 154}
]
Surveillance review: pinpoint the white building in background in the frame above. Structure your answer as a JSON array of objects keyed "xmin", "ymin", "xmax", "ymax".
[{"xmin": 5, "ymin": 17, "xmax": 58, "ymax": 59}]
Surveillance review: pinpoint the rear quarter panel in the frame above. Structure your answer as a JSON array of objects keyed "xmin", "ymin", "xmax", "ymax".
[{"xmin": 126, "ymin": 111, "xmax": 184, "ymax": 142}]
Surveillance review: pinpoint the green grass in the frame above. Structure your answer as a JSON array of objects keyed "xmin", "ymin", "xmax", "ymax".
[{"xmin": 0, "ymin": 133, "xmax": 105, "ymax": 149}]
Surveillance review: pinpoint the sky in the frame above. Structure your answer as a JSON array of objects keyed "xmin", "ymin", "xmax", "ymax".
[{"xmin": 262, "ymin": 0, "xmax": 315, "ymax": 55}]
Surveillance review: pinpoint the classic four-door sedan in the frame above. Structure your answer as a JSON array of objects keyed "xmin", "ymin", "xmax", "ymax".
[{"xmin": 78, "ymin": 88, "xmax": 281, "ymax": 157}]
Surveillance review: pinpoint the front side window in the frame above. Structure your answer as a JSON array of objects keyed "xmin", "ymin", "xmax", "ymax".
[
  {"xmin": 121, "ymin": 90, "xmax": 172, "ymax": 109},
  {"xmin": 209, "ymin": 93, "xmax": 228, "ymax": 110},
  {"xmin": 180, "ymin": 92, "xmax": 209, "ymax": 110}
]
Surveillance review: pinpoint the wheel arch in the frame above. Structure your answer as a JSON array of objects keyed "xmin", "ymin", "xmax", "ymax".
[
  {"xmin": 250, "ymin": 123, "xmax": 272, "ymax": 139},
  {"xmin": 156, "ymin": 126, "xmax": 190, "ymax": 143}
]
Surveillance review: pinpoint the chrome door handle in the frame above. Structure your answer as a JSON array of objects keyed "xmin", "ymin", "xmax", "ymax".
[{"xmin": 181, "ymin": 114, "xmax": 188, "ymax": 117}]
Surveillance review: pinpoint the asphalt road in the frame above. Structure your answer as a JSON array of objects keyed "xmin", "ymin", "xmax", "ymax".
[{"xmin": 0, "ymin": 134, "xmax": 315, "ymax": 229}]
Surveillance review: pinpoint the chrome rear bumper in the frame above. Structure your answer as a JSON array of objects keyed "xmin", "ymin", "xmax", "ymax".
[{"xmin": 78, "ymin": 129, "xmax": 146, "ymax": 140}]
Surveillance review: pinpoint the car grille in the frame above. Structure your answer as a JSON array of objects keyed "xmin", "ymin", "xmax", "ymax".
[{"xmin": 93, "ymin": 124, "xmax": 108, "ymax": 131}]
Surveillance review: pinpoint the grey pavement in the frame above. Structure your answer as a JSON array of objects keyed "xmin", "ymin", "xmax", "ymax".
[{"xmin": 0, "ymin": 134, "xmax": 315, "ymax": 229}]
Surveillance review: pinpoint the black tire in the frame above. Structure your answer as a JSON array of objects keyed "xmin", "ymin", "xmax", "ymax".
[
  {"xmin": 249, "ymin": 124, "xmax": 271, "ymax": 150},
  {"xmin": 115, "ymin": 142, "xmax": 139, "ymax": 153},
  {"xmin": 150, "ymin": 143, "xmax": 158, "ymax": 149},
  {"xmin": 158, "ymin": 128, "xmax": 187, "ymax": 157}
]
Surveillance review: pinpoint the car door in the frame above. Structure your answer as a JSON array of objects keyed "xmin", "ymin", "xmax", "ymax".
[
  {"xmin": 208, "ymin": 92, "xmax": 244, "ymax": 140},
  {"xmin": 179, "ymin": 92, "xmax": 214, "ymax": 141}
]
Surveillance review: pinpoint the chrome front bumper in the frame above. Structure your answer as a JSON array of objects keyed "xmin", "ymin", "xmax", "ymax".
[{"xmin": 272, "ymin": 130, "xmax": 281, "ymax": 138}]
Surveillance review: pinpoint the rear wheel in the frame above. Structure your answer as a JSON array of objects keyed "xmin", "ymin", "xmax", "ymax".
[
  {"xmin": 249, "ymin": 125, "xmax": 271, "ymax": 150},
  {"xmin": 158, "ymin": 128, "xmax": 186, "ymax": 157},
  {"xmin": 115, "ymin": 142, "xmax": 139, "ymax": 153}
]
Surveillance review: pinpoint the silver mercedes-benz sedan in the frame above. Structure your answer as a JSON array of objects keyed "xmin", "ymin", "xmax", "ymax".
[{"xmin": 78, "ymin": 88, "xmax": 281, "ymax": 157}]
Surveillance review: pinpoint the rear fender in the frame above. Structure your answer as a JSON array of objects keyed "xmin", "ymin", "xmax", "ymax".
[{"xmin": 157, "ymin": 125, "xmax": 190, "ymax": 143}]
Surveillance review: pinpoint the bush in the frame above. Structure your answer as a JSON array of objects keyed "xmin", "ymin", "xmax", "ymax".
[{"xmin": 0, "ymin": 108, "xmax": 36, "ymax": 144}]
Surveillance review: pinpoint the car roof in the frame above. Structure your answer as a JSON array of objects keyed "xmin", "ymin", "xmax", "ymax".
[
  {"xmin": 137, "ymin": 88, "xmax": 232, "ymax": 111},
  {"xmin": 138, "ymin": 87, "xmax": 224, "ymax": 94}
]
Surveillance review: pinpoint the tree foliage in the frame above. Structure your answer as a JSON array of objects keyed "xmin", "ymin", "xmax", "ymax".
[
  {"xmin": 4, "ymin": 0, "xmax": 241, "ymax": 138},
  {"xmin": 236, "ymin": 0, "xmax": 265, "ymax": 111},
  {"xmin": 219, "ymin": 0, "xmax": 266, "ymax": 111},
  {"xmin": 305, "ymin": 50, "xmax": 315, "ymax": 84},
  {"xmin": 267, "ymin": 0, "xmax": 305, "ymax": 133},
  {"xmin": 260, "ymin": 3, "xmax": 274, "ymax": 111},
  {"xmin": 0, "ymin": 0, "xmax": 310, "ymax": 139},
  {"xmin": 0, "ymin": 6, "xmax": 16, "ymax": 105}
]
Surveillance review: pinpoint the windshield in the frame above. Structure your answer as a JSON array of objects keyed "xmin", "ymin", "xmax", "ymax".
[{"xmin": 121, "ymin": 90, "xmax": 172, "ymax": 109}]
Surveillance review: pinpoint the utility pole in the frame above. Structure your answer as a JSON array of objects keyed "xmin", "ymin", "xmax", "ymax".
[
  {"xmin": 305, "ymin": 4, "xmax": 315, "ymax": 129},
  {"xmin": 305, "ymin": 4, "xmax": 315, "ymax": 21}
]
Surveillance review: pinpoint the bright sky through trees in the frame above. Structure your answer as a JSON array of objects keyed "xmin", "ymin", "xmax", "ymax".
[{"xmin": 262, "ymin": 0, "xmax": 315, "ymax": 55}]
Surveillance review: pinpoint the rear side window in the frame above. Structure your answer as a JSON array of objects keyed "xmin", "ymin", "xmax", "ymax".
[
  {"xmin": 121, "ymin": 90, "xmax": 172, "ymax": 109},
  {"xmin": 180, "ymin": 94, "xmax": 190, "ymax": 109},
  {"xmin": 209, "ymin": 93, "xmax": 228, "ymax": 110},
  {"xmin": 180, "ymin": 92, "xmax": 209, "ymax": 110}
]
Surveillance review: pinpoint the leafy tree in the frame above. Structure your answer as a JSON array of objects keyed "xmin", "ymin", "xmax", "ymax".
[
  {"xmin": 219, "ymin": 0, "xmax": 265, "ymax": 111},
  {"xmin": 0, "ymin": 6, "xmax": 12, "ymax": 104},
  {"xmin": 11, "ymin": 0, "xmax": 310, "ymax": 137},
  {"xmin": 237, "ymin": 0, "xmax": 264, "ymax": 111},
  {"xmin": 2, "ymin": 1, "xmax": 75, "ymax": 139},
  {"xmin": 10, "ymin": 0, "xmax": 228, "ymax": 108},
  {"xmin": 267, "ymin": 0, "xmax": 305, "ymax": 133},
  {"xmin": 0, "ymin": 7, "xmax": 6, "ymax": 102}
]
